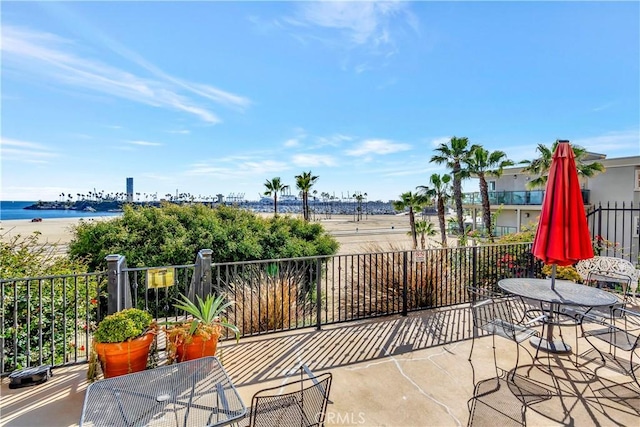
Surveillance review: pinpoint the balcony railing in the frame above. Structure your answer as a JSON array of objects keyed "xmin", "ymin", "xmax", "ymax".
[
  {"xmin": 462, "ymin": 189, "xmax": 590, "ymax": 206},
  {"xmin": 1, "ymin": 243, "xmax": 543, "ymax": 375}
]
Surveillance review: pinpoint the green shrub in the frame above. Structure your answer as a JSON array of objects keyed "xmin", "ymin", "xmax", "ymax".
[
  {"xmin": 93, "ymin": 308, "xmax": 153, "ymax": 343},
  {"xmin": 69, "ymin": 204, "xmax": 339, "ymax": 269},
  {"xmin": 1, "ymin": 232, "xmax": 98, "ymax": 372}
]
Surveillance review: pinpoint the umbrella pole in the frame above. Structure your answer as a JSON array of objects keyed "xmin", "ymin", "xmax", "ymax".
[{"xmin": 551, "ymin": 264, "xmax": 556, "ymax": 290}]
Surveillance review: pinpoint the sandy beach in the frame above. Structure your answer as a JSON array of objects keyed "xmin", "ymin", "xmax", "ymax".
[{"xmin": 0, "ymin": 214, "xmax": 429, "ymax": 255}]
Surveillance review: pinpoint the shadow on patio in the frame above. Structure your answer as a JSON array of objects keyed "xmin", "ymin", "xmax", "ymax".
[{"xmin": 2, "ymin": 304, "xmax": 639, "ymax": 426}]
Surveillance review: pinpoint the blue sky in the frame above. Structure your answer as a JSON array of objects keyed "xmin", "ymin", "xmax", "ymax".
[{"xmin": 1, "ymin": 1, "xmax": 639, "ymax": 202}]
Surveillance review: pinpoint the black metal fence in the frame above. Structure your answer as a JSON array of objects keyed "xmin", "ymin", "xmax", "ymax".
[
  {"xmin": 587, "ymin": 201, "xmax": 640, "ymax": 265},
  {"xmin": 0, "ymin": 272, "xmax": 107, "ymax": 375},
  {"xmin": 1, "ymin": 242, "xmax": 543, "ymax": 375}
]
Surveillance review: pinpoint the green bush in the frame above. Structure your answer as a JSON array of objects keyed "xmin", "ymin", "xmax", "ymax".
[
  {"xmin": 93, "ymin": 308, "xmax": 153, "ymax": 343},
  {"xmin": 1, "ymin": 232, "xmax": 98, "ymax": 372},
  {"xmin": 69, "ymin": 204, "xmax": 339, "ymax": 270}
]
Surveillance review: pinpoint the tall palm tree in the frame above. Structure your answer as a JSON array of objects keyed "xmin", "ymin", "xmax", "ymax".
[
  {"xmin": 413, "ymin": 220, "xmax": 437, "ymax": 249},
  {"xmin": 353, "ymin": 192, "xmax": 367, "ymax": 221},
  {"xmin": 430, "ymin": 137, "xmax": 479, "ymax": 236},
  {"xmin": 264, "ymin": 177, "xmax": 289, "ymax": 216},
  {"xmin": 520, "ymin": 140, "xmax": 605, "ymax": 189},
  {"xmin": 464, "ymin": 147, "xmax": 514, "ymax": 242},
  {"xmin": 295, "ymin": 171, "xmax": 319, "ymax": 221},
  {"xmin": 392, "ymin": 191, "xmax": 429, "ymax": 249},
  {"xmin": 417, "ymin": 174, "xmax": 452, "ymax": 247}
]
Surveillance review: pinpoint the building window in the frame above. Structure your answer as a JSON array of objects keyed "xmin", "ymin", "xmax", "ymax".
[
  {"xmin": 635, "ymin": 169, "xmax": 640, "ymax": 191},
  {"xmin": 635, "ymin": 216, "xmax": 640, "ymax": 237},
  {"xmin": 488, "ymin": 181, "xmax": 496, "ymax": 191}
]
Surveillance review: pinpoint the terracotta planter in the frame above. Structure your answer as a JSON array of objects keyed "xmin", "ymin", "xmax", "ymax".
[
  {"xmin": 174, "ymin": 334, "xmax": 219, "ymax": 363},
  {"xmin": 94, "ymin": 332, "xmax": 155, "ymax": 378}
]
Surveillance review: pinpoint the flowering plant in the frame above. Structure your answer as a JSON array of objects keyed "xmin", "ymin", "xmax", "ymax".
[{"xmin": 592, "ymin": 235, "xmax": 621, "ymax": 256}]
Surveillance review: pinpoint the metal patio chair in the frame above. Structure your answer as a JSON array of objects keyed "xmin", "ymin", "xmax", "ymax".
[
  {"xmin": 469, "ymin": 297, "xmax": 546, "ymax": 380},
  {"xmin": 246, "ymin": 367, "xmax": 333, "ymax": 427},
  {"xmin": 579, "ymin": 307, "xmax": 640, "ymax": 388}
]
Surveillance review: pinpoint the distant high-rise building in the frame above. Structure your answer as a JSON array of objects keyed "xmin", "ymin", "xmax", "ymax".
[{"xmin": 126, "ymin": 177, "xmax": 133, "ymax": 202}]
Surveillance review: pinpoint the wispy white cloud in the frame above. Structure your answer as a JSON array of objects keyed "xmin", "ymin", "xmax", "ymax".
[
  {"xmin": 0, "ymin": 137, "xmax": 59, "ymax": 163},
  {"xmin": 167, "ymin": 129, "xmax": 190, "ymax": 135},
  {"xmin": 126, "ymin": 140, "xmax": 163, "ymax": 147},
  {"xmin": 1, "ymin": 25, "xmax": 251, "ymax": 124},
  {"xmin": 315, "ymin": 134, "xmax": 353, "ymax": 147},
  {"xmin": 573, "ymin": 130, "xmax": 640, "ymax": 155},
  {"xmin": 345, "ymin": 139, "xmax": 411, "ymax": 156},
  {"xmin": 185, "ymin": 159, "xmax": 290, "ymax": 179},
  {"xmin": 292, "ymin": 2, "xmax": 410, "ymax": 48},
  {"xmin": 591, "ymin": 102, "xmax": 614, "ymax": 112},
  {"xmin": 284, "ymin": 138, "xmax": 301, "ymax": 147},
  {"xmin": 291, "ymin": 153, "xmax": 337, "ymax": 167}
]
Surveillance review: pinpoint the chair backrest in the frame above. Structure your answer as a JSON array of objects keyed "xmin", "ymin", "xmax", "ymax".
[
  {"xmin": 575, "ymin": 256, "xmax": 639, "ymax": 295},
  {"xmin": 466, "ymin": 286, "xmax": 504, "ymax": 303},
  {"xmin": 471, "ymin": 298, "xmax": 519, "ymax": 340},
  {"xmin": 249, "ymin": 372, "xmax": 332, "ymax": 427}
]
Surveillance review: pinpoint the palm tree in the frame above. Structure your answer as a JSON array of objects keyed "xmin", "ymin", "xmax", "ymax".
[
  {"xmin": 294, "ymin": 171, "xmax": 319, "ymax": 221},
  {"xmin": 353, "ymin": 192, "xmax": 367, "ymax": 221},
  {"xmin": 392, "ymin": 191, "xmax": 429, "ymax": 249},
  {"xmin": 413, "ymin": 220, "xmax": 437, "ymax": 249},
  {"xmin": 464, "ymin": 147, "xmax": 514, "ymax": 242},
  {"xmin": 430, "ymin": 137, "xmax": 479, "ymax": 235},
  {"xmin": 417, "ymin": 174, "xmax": 452, "ymax": 247},
  {"xmin": 520, "ymin": 140, "xmax": 605, "ymax": 189},
  {"xmin": 264, "ymin": 177, "xmax": 289, "ymax": 216}
]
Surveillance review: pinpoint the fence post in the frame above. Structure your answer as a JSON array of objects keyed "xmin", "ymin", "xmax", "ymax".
[
  {"xmin": 105, "ymin": 254, "xmax": 132, "ymax": 314},
  {"xmin": 471, "ymin": 246, "xmax": 478, "ymax": 288},
  {"xmin": 402, "ymin": 251, "xmax": 408, "ymax": 316},
  {"xmin": 315, "ymin": 258, "xmax": 322, "ymax": 331},
  {"xmin": 188, "ymin": 249, "xmax": 213, "ymax": 301}
]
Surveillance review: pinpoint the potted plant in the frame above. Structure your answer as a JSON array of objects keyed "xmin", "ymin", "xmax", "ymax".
[
  {"xmin": 165, "ymin": 293, "xmax": 239, "ymax": 364},
  {"xmin": 87, "ymin": 308, "xmax": 156, "ymax": 381}
]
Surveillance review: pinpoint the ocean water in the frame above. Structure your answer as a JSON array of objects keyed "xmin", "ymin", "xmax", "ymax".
[{"xmin": 0, "ymin": 201, "xmax": 121, "ymax": 221}]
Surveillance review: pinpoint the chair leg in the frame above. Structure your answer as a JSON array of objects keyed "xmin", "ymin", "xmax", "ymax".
[
  {"xmin": 630, "ymin": 353, "xmax": 640, "ymax": 389},
  {"xmin": 511, "ymin": 342, "xmax": 520, "ymax": 382},
  {"xmin": 492, "ymin": 334, "xmax": 500, "ymax": 379},
  {"xmin": 469, "ymin": 330, "xmax": 476, "ymax": 361}
]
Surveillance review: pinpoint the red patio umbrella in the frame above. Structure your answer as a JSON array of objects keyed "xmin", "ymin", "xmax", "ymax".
[{"xmin": 531, "ymin": 140, "xmax": 594, "ymax": 289}]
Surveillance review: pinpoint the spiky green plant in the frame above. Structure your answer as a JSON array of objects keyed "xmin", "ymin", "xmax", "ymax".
[{"xmin": 173, "ymin": 293, "xmax": 240, "ymax": 339}]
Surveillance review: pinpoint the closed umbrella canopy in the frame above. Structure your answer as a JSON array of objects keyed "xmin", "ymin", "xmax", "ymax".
[{"xmin": 532, "ymin": 141, "xmax": 593, "ymax": 286}]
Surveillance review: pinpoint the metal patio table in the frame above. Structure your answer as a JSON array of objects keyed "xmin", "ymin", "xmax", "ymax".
[
  {"xmin": 498, "ymin": 278, "xmax": 619, "ymax": 353},
  {"xmin": 80, "ymin": 356, "xmax": 246, "ymax": 427}
]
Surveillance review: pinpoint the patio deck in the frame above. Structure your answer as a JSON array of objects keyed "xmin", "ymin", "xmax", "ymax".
[{"xmin": 2, "ymin": 303, "xmax": 639, "ymax": 426}]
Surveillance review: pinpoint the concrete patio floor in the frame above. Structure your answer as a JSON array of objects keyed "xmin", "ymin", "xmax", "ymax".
[{"xmin": 2, "ymin": 304, "xmax": 639, "ymax": 426}]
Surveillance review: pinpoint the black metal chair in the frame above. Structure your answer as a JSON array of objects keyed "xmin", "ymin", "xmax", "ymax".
[
  {"xmin": 469, "ymin": 297, "xmax": 546, "ymax": 380},
  {"xmin": 579, "ymin": 307, "xmax": 640, "ymax": 388},
  {"xmin": 246, "ymin": 368, "xmax": 332, "ymax": 427},
  {"xmin": 559, "ymin": 267, "xmax": 632, "ymax": 364}
]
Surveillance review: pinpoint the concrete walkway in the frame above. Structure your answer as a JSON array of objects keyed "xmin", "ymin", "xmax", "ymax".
[{"xmin": 2, "ymin": 306, "xmax": 639, "ymax": 426}]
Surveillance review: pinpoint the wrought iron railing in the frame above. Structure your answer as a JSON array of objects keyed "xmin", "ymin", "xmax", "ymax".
[
  {"xmin": 0, "ymin": 272, "xmax": 107, "ymax": 375},
  {"xmin": 1, "ymin": 243, "xmax": 544, "ymax": 375},
  {"xmin": 586, "ymin": 201, "xmax": 640, "ymax": 265}
]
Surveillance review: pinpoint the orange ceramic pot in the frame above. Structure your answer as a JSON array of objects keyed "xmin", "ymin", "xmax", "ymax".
[
  {"xmin": 174, "ymin": 334, "xmax": 219, "ymax": 362},
  {"xmin": 94, "ymin": 332, "xmax": 155, "ymax": 378}
]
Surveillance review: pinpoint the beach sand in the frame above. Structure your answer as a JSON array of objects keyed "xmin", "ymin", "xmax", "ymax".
[{"xmin": 0, "ymin": 214, "xmax": 433, "ymax": 255}]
